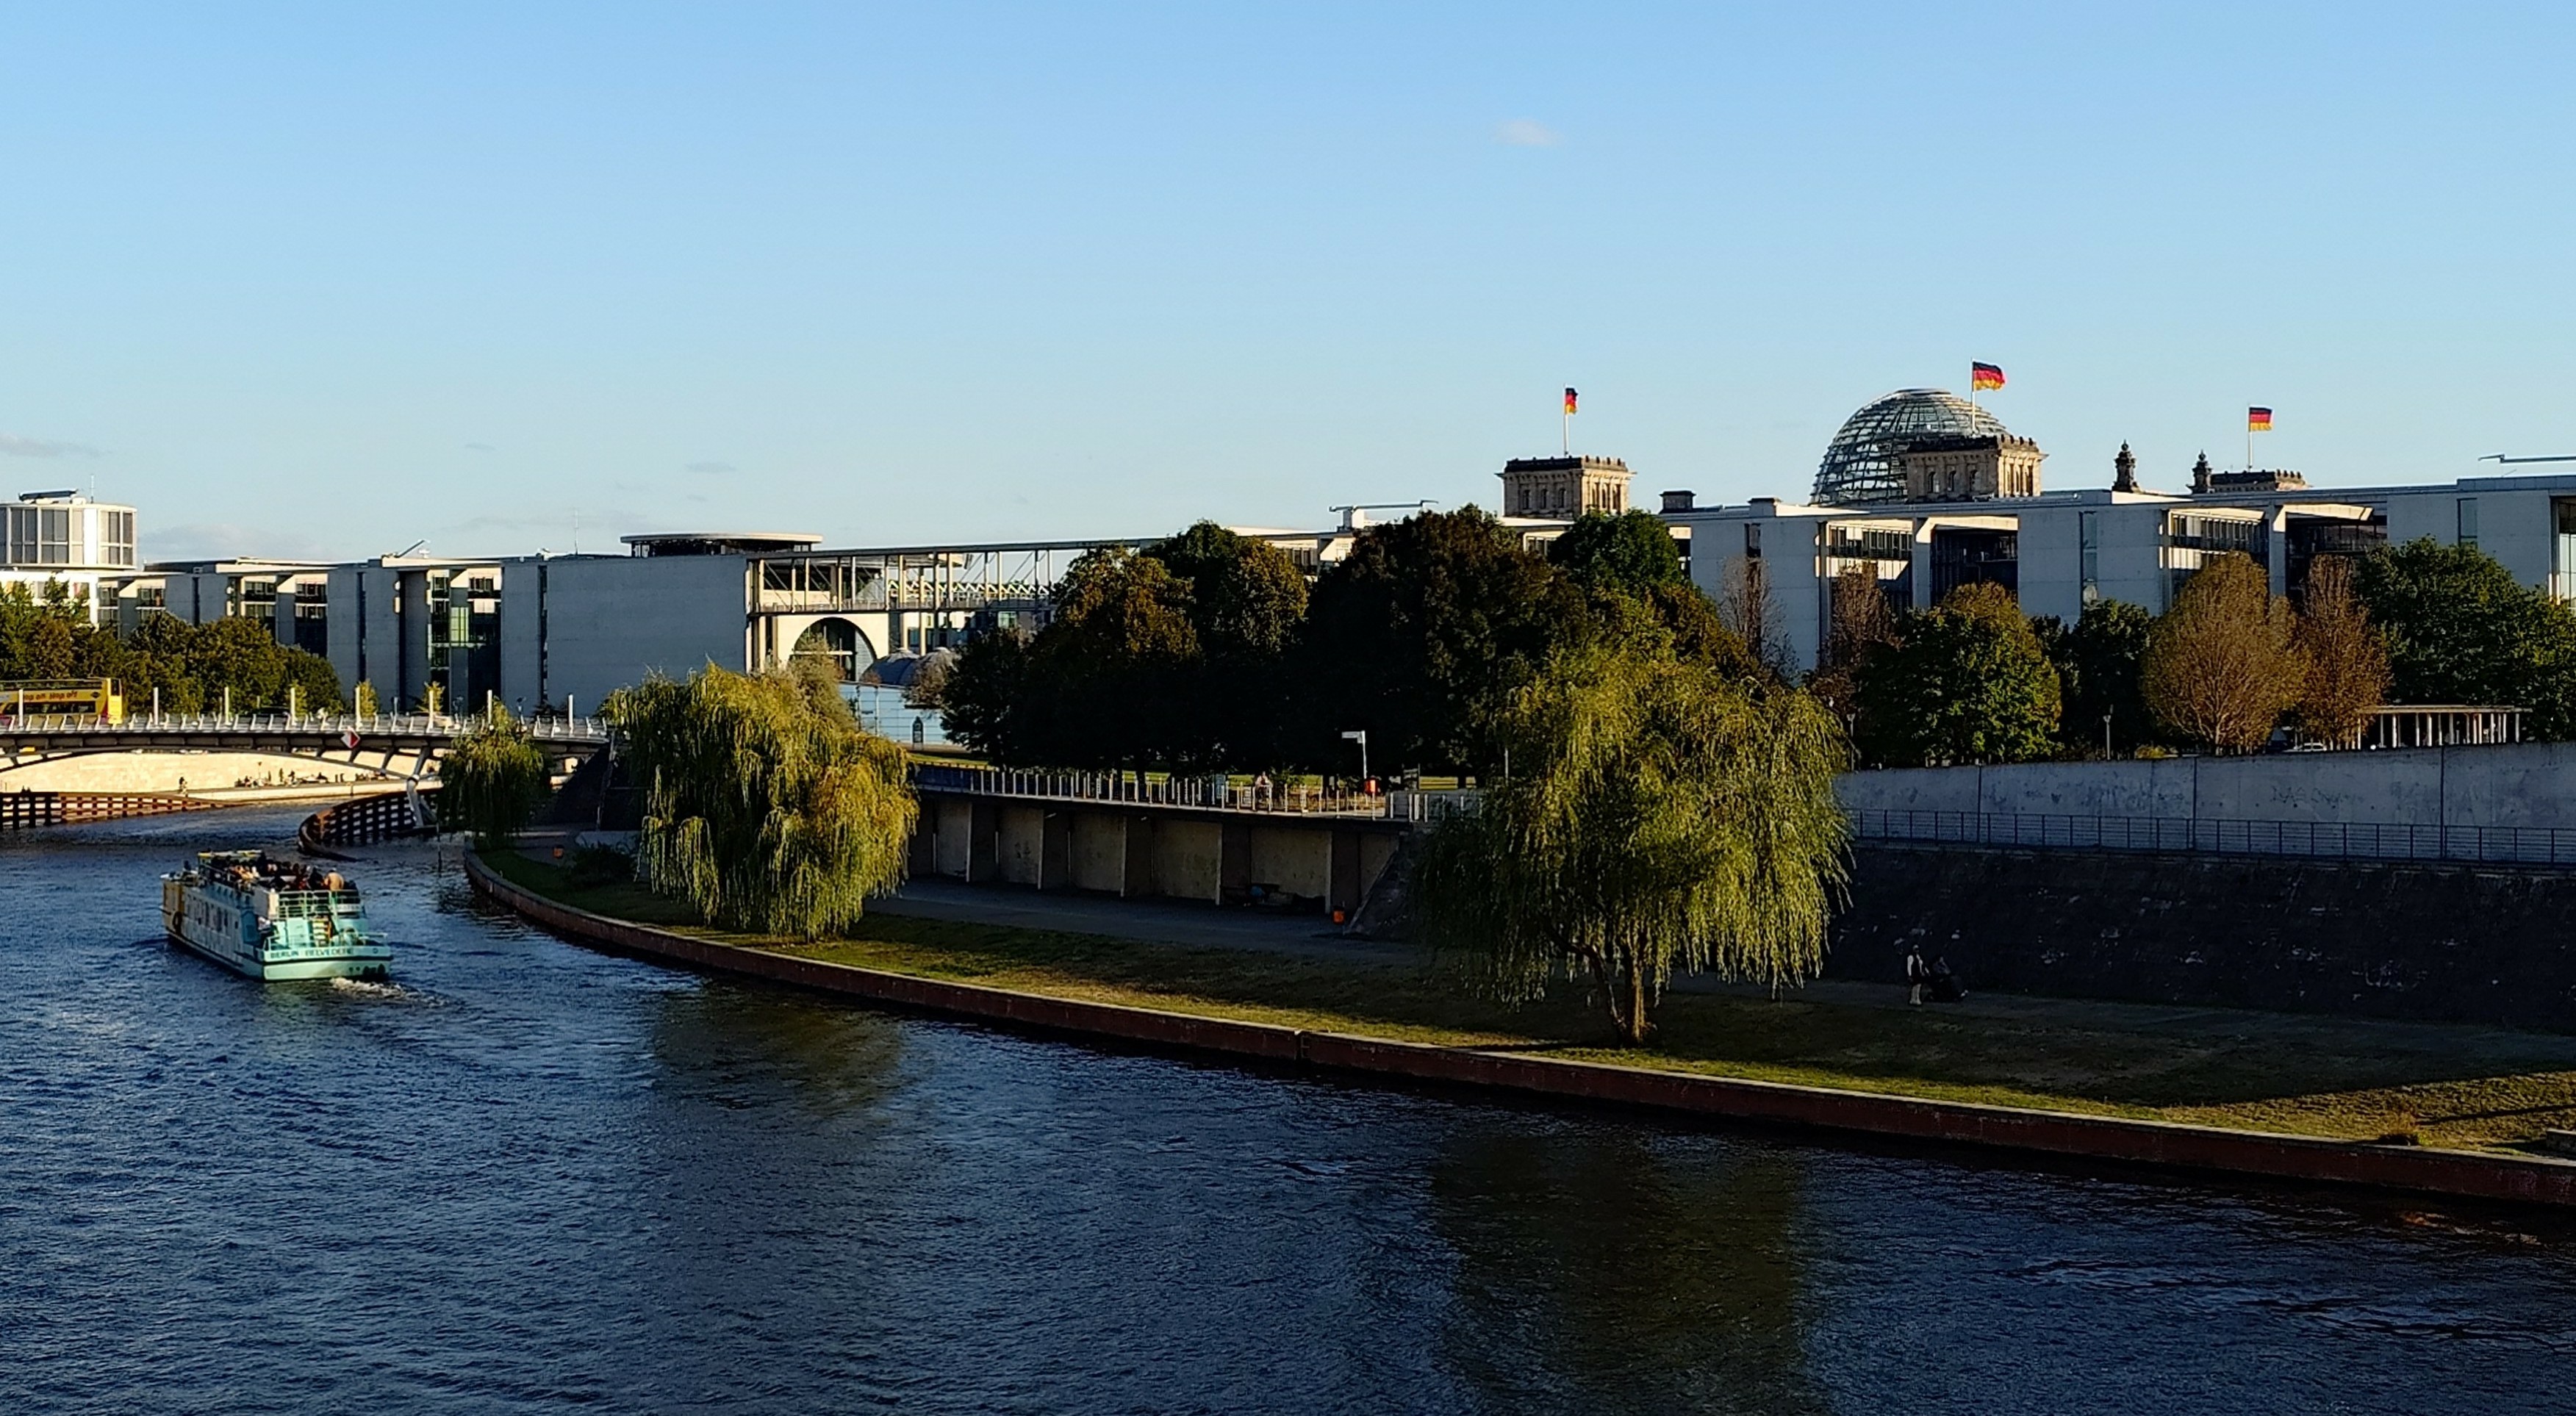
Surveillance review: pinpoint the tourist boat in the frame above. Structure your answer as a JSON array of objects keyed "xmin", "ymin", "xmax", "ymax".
[{"xmin": 160, "ymin": 851, "xmax": 392, "ymax": 981}]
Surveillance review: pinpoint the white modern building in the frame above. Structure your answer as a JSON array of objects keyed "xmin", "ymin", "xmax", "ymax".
[
  {"xmin": 1666, "ymin": 389, "xmax": 2576, "ymax": 673},
  {"xmin": 1, "ymin": 490, "xmax": 139, "ymax": 619}
]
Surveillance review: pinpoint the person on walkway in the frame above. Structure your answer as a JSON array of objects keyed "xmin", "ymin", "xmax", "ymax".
[
  {"xmin": 1929, "ymin": 955, "xmax": 1966, "ymax": 1004},
  {"xmin": 1905, "ymin": 944, "xmax": 1928, "ymax": 1006}
]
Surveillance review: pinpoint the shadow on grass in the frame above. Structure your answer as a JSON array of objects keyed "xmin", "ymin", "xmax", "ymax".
[{"xmin": 483, "ymin": 852, "xmax": 2576, "ymax": 1140}]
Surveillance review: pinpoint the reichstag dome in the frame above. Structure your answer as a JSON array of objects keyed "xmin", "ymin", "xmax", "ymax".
[{"xmin": 1812, "ymin": 389, "xmax": 2009, "ymax": 505}]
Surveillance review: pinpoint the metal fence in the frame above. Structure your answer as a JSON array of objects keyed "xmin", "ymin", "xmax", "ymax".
[
  {"xmin": 0, "ymin": 711, "xmax": 610, "ymax": 741},
  {"xmin": 912, "ymin": 763, "xmax": 1480, "ymax": 823},
  {"xmin": 1851, "ymin": 808, "xmax": 2576, "ymax": 866}
]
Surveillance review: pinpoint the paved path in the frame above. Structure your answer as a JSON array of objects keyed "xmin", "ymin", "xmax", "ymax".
[{"xmin": 876, "ymin": 879, "xmax": 1412, "ymax": 967}]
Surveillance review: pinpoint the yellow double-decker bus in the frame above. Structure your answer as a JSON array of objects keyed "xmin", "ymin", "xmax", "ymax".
[{"xmin": 0, "ymin": 678, "xmax": 126, "ymax": 724}]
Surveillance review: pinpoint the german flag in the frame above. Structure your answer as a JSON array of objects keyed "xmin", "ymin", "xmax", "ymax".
[
  {"xmin": 1563, "ymin": 387, "xmax": 1579, "ymax": 414},
  {"xmin": 1970, "ymin": 362, "xmax": 2006, "ymax": 391},
  {"xmin": 2248, "ymin": 406, "xmax": 2273, "ymax": 432}
]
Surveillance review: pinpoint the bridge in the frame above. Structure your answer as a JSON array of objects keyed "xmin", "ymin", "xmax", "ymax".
[{"xmin": 0, "ymin": 711, "xmax": 612, "ymax": 782}]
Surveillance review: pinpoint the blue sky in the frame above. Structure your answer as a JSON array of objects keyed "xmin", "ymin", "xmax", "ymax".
[{"xmin": 4, "ymin": 3, "xmax": 2574, "ymax": 561}]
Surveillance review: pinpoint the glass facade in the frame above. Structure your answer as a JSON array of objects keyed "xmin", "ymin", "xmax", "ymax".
[{"xmin": 1813, "ymin": 389, "xmax": 2009, "ymax": 505}]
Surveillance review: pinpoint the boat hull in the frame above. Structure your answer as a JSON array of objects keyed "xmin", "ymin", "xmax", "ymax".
[
  {"xmin": 165, "ymin": 927, "xmax": 391, "ymax": 981},
  {"xmin": 162, "ymin": 871, "xmax": 392, "ymax": 982}
]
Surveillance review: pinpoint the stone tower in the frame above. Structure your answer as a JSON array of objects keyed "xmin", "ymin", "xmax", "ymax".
[
  {"xmin": 2113, "ymin": 442, "xmax": 2138, "ymax": 494},
  {"xmin": 1498, "ymin": 455, "xmax": 1633, "ymax": 519},
  {"xmin": 2191, "ymin": 451, "xmax": 2213, "ymax": 495}
]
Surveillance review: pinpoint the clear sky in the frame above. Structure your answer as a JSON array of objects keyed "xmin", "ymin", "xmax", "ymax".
[{"xmin": 5, "ymin": 3, "xmax": 2575, "ymax": 561}]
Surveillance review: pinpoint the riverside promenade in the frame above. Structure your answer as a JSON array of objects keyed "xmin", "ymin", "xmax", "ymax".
[{"xmin": 468, "ymin": 852, "xmax": 2576, "ymax": 1210}]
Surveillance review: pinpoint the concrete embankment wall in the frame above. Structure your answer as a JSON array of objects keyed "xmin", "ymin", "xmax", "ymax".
[
  {"xmin": 1840, "ymin": 741, "xmax": 2576, "ymax": 830},
  {"xmin": 908, "ymin": 790, "xmax": 1407, "ymax": 916},
  {"xmin": 0, "ymin": 750, "xmax": 414, "ymax": 794},
  {"xmin": 463, "ymin": 849, "xmax": 2576, "ymax": 1210},
  {"xmin": 1832, "ymin": 843, "xmax": 2576, "ymax": 1032}
]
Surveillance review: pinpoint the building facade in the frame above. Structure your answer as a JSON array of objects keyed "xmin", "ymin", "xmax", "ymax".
[
  {"xmin": 1, "ymin": 491, "xmax": 139, "ymax": 620},
  {"xmin": 1498, "ymin": 456, "xmax": 1633, "ymax": 518},
  {"xmin": 1673, "ymin": 450, "xmax": 2576, "ymax": 674}
]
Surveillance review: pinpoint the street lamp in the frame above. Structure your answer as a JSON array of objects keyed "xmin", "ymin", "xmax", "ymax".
[{"xmin": 1340, "ymin": 729, "xmax": 1368, "ymax": 784}]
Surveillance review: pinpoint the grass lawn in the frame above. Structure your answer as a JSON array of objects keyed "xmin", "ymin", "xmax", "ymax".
[{"xmin": 483, "ymin": 852, "xmax": 2576, "ymax": 1151}]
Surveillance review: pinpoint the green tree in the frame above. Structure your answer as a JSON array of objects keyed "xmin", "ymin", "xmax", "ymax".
[
  {"xmin": 609, "ymin": 666, "xmax": 917, "ymax": 938},
  {"xmin": 2142, "ymin": 553, "xmax": 2306, "ymax": 752},
  {"xmin": 2355, "ymin": 537, "xmax": 2576, "ymax": 738},
  {"xmin": 1027, "ymin": 547, "xmax": 1202, "ymax": 769},
  {"xmin": 1854, "ymin": 583, "xmax": 2061, "ymax": 766},
  {"xmin": 1548, "ymin": 511, "xmax": 1685, "ymax": 597},
  {"xmin": 1410, "ymin": 645, "xmax": 1849, "ymax": 1043},
  {"xmin": 941, "ymin": 624, "xmax": 1036, "ymax": 761},
  {"xmin": 1144, "ymin": 522, "xmax": 1308, "ymax": 766},
  {"xmin": 1297, "ymin": 507, "xmax": 1581, "ymax": 775},
  {"xmin": 439, "ymin": 706, "xmax": 551, "ymax": 848},
  {"xmin": 2040, "ymin": 599, "xmax": 2156, "ymax": 756}
]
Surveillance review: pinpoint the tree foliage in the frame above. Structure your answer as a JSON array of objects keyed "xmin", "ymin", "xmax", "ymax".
[
  {"xmin": 1146, "ymin": 522, "xmax": 1308, "ymax": 766},
  {"xmin": 1853, "ymin": 583, "xmax": 2061, "ymax": 766},
  {"xmin": 0, "ymin": 586, "xmax": 344, "ymax": 714},
  {"xmin": 2355, "ymin": 538, "xmax": 2576, "ymax": 738},
  {"xmin": 1295, "ymin": 508, "xmax": 1581, "ymax": 775},
  {"xmin": 1805, "ymin": 565, "xmax": 1900, "ymax": 732},
  {"xmin": 2141, "ymin": 553, "xmax": 2306, "ymax": 752},
  {"xmin": 440, "ymin": 706, "xmax": 551, "ymax": 848},
  {"xmin": 1548, "ymin": 511, "xmax": 1685, "ymax": 598},
  {"xmin": 947, "ymin": 525, "xmax": 1307, "ymax": 770},
  {"xmin": 1411, "ymin": 645, "xmax": 1848, "ymax": 1043},
  {"xmin": 609, "ymin": 666, "xmax": 917, "ymax": 938},
  {"xmin": 1713, "ymin": 555, "xmax": 1796, "ymax": 679},
  {"xmin": 947, "ymin": 508, "xmax": 1751, "ymax": 777},
  {"xmin": 2294, "ymin": 556, "xmax": 2392, "ymax": 748},
  {"xmin": 2039, "ymin": 599, "xmax": 2156, "ymax": 756}
]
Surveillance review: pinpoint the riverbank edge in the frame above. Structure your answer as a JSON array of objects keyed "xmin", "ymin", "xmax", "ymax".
[{"xmin": 461, "ymin": 850, "xmax": 2576, "ymax": 1209}]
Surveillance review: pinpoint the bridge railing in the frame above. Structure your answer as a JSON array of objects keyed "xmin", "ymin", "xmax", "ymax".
[
  {"xmin": 0, "ymin": 711, "xmax": 611, "ymax": 741},
  {"xmin": 914, "ymin": 763, "xmax": 1480, "ymax": 822},
  {"xmin": 1851, "ymin": 808, "xmax": 2576, "ymax": 866}
]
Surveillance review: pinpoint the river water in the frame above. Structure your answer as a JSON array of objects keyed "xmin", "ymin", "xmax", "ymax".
[{"xmin": 4, "ymin": 812, "xmax": 2573, "ymax": 1414}]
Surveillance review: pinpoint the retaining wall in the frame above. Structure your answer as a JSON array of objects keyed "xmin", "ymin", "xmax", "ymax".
[
  {"xmin": 1840, "ymin": 741, "xmax": 2576, "ymax": 830},
  {"xmin": 1833, "ymin": 842, "xmax": 2576, "ymax": 1032},
  {"xmin": 464, "ymin": 850, "xmax": 2576, "ymax": 1210}
]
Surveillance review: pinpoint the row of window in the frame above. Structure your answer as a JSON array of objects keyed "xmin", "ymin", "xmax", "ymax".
[{"xmin": 1, "ymin": 506, "xmax": 135, "ymax": 568}]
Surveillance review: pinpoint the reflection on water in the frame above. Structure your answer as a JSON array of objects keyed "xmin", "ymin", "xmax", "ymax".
[
  {"xmin": 1431, "ymin": 1136, "xmax": 1823, "ymax": 1415},
  {"xmin": 4, "ymin": 811, "xmax": 2576, "ymax": 1414}
]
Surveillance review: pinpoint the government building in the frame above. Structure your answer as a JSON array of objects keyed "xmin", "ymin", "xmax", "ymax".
[
  {"xmin": 35, "ymin": 385, "xmax": 2576, "ymax": 711},
  {"xmin": 1664, "ymin": 388, "xmax": 2574, "ymax": 672}
]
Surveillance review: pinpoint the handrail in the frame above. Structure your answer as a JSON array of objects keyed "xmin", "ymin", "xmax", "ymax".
[
  {"xmin": 0, "ymin": 711, "xmax": 611, "ymax": 741},
  {"xmin": 911, "ymin": 763, "xmax": 1480, "ymax": 822},
  {"xmin": 1851, "ymin": 808, "xmax": 2576, "ymax": 866}
]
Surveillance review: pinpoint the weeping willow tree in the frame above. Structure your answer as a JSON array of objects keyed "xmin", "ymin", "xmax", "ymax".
[
  {"xmin": 1412, "ymin": 646, "xmax": 1850, "ymax": 1043},
  {"xmin": 606, "ymin": 665, "xmax": 917, "ymax": 938},
  {"xmin": 440, "ymin": 705, "xmax": 552, "ymax": 849}
]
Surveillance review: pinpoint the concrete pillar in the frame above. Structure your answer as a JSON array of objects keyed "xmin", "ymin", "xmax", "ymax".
[
  {"xmin": 1327, "ymin": 830, "xmax": 1363, "ymax": 919},
  {"xmin": 1039, "ymin": 811, "xmax": 1072, "ymax": 891},
  {"xmin": 1910, "ymin": 519, "xmax": 1935, "ymax": 611},
  {"xmin": 1120, "ymin": 816, "xmax": 1155, "ymax": 898},
  {"xmin": 1219, "ymin": 820, "xmax": 1252, "ymax": 905},
  {"xmin": 966, "ymin": 799, "xmax": 1000, "ymax": 883}
]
